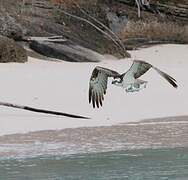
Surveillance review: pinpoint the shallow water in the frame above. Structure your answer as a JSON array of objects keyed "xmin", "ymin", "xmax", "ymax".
[{"xmin": 1, "ymin": 148, "xmax": 188, "ymax": 180}]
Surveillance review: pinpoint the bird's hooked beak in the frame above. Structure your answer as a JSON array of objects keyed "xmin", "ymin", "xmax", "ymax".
[{"xmin": 112, "ymin": 80, "xmax": 116, "ymax": 84}]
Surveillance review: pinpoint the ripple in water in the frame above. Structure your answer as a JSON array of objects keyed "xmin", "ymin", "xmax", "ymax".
[{"xmin": 0, "ymin": 148, "xmax": 188, "ymax": 180}]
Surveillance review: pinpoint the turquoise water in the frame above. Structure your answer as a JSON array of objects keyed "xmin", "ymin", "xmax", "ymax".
[{"xmin": 1, "ymin": 148, "xmax": 188, "ymax": 180}]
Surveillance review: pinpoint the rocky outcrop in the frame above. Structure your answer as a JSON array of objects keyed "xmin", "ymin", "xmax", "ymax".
[
  {"xmin": 3, "ymin": 0, "xmax": 126, "ymax": 58},
  {"xmin": 0, "ymin": 0, "xmax": 187, "ymax": 59},
  {"xmin": 0, "ymin": 35, "xmax": 27, "ymax": 63},
  {"xmin": 13, "ymin": 0, "xmax": 130, "ymax": 58}
]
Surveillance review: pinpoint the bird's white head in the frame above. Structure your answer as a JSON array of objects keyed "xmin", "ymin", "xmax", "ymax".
[{"xmin": 112, "ymin": 78, "xmax": 122, "ymax": 87}]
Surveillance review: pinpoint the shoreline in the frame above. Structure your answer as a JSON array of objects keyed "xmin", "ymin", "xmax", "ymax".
[{"xmin": 0, "ymin": 115, "xmax": 188, "ymax": 159}]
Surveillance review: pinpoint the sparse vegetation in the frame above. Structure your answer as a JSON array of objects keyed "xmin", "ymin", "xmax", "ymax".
[
  {"xmin": 120, "ymin": 20, "xmax": 188, "ymax": 43},
  {"xmin": 50, "ymin": 0, "xmax": 97, "ymax": 8}
]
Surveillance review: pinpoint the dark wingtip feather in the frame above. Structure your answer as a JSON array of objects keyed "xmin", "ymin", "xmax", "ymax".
[
  {"xmin": 96, "ymin": 92, "xmax": 99, "ymax": 108},
  {"xmin": 163, "ymin": 75, "xmax": 178, "ymax": 88},
  {"xmin": 154, "ymin": 67, "xmax": 178, "ymax": 88},
  {"xmin": 92, "ymin": 92, "xmax": 95, "ymax": 108},
  {"xmin": 89, "ymin": 88, "xmax": 92, "ymax": 103},
  {"xmin": 99, "ymin": 97, "xmax": 103, "ymax": 107},
  {"xmin": 168, "ymin": 78, "xmax": 178, "ymax": 88}
]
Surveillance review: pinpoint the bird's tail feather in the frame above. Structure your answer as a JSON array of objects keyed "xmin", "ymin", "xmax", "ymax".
[{"xmin": 153, "ymin": 67, "xmax": 178, "ymax": 88}]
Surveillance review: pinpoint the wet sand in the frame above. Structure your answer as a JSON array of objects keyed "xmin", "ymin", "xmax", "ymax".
[{"xmin": 0, "ymin": 115, "xmax": 188, "ymax": 159}]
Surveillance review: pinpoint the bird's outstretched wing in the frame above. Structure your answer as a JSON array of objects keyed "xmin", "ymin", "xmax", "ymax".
[
  {"xmin": 125, "ymin": 60, "xmax": 178, "ymax": 88},
  {"xmin": 89, "ymin": 66, "xmax": 120, "ymax": 108},
  {"xmin": 127, "ymin": 60, "xmax": 152, "ymax": 79}
]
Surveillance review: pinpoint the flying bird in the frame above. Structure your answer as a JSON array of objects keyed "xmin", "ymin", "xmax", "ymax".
[{"xmin": 89, "ymin": 60, "xmax": 178, "ymax": 108}]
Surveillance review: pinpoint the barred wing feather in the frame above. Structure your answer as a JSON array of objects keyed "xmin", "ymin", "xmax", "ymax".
[
  {"xmin": 128, "ymin": 60, "xmax": 152, "ymax": 79},
  {"xmin": 89, "ymin": 66, "xmax": 120, "ymax": 108}
]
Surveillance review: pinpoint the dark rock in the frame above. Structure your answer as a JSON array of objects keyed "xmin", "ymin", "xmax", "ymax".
[
  {"xmin": 0, "ymin": 12, "xmax": 23, "ymax": 40},
  {"xmin": 0, "ymin": 35, "xmax": 27, "ymax": 63},
  {"xmin": 29, "ymin": 37, "xmax": 105, "ymax": 62}
]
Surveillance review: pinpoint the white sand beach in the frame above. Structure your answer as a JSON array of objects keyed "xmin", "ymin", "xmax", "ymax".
[{"xmin": 0, "ymin": 44, "xmax": 187, "ymax": 135}]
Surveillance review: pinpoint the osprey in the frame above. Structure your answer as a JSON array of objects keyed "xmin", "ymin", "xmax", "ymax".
[{"xmin": 89, "ymin": 60, "xmax": 178, "ymax": 108}]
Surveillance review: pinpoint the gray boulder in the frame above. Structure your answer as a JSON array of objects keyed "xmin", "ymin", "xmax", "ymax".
[
  {"xmin": 0, "ymin": 35, "xmax": 27, "ymax": 63},
  {"xmin": 0, "ymin": 12, "xmax": 23, "ymax": 40},
  {"xmin": 29, "ymin": 37, "xmax": 105, "ymax": 62}
]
